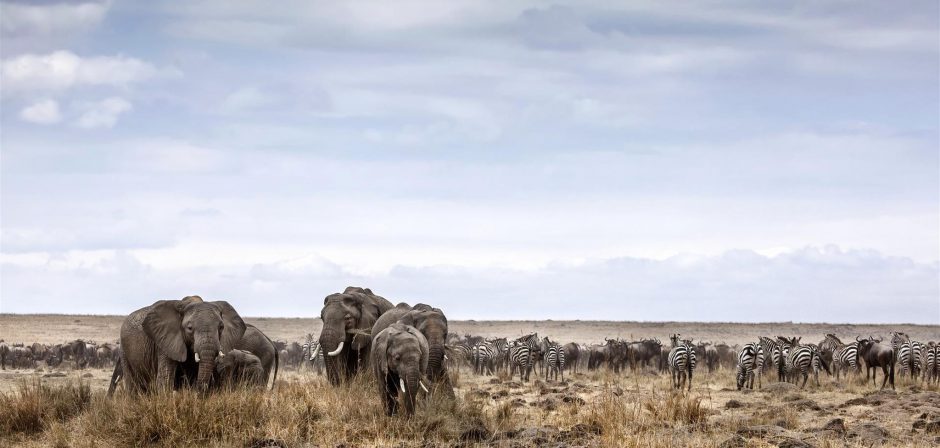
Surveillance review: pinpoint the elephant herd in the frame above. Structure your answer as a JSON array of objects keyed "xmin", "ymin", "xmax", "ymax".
[
  {"xmin": 103, "ymin": 287, "xmax": 452, "ymax": 417},
  {"xmin": 0, "ymin": 339, "xmax": 119, "ymax": 370}
]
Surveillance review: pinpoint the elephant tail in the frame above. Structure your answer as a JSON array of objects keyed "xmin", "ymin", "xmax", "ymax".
[{"xmin": 107, "ymin": 355, "xmax": 123, "ymax": 398}]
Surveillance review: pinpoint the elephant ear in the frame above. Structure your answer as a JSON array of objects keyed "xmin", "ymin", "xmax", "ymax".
[
  {"xmin": 143, "ymin": 300, "xmax": 188, "ymax": 362},
  {"xmin": 211, "ymin": 301, "xmax": 246, "ymax": 352},
  {"xmin": 412, "ymin": 327, "xmax": 430, "ymax": 374},
  {"xmin": 372, "ymin": 329, "xmax": 390, "ymax": 376}
]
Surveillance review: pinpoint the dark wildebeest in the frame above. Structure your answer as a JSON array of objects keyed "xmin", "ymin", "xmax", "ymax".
[
  {"xmin": 588, "ymin": 344, "xmax": 608, "ymax": 370},
  {"xmin": 628, "ymin": 339, "xmax": 661, "ymax": 372},
  {"xmin": 563, "ymin": 343, "xmax": 581, "ymax": 374},
  {"xmin": 857, "ymin": 336, "xmax": 895, "ymax": 390}
]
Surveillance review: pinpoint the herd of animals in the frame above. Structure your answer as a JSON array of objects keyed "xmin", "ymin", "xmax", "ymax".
[{"xmin": 1, "ymin": 287, "xmax": 938, "ymax": 417}]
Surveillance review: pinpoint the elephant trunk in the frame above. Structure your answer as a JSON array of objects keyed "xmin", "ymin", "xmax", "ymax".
[
  {"xmin": 403, "ymin": 366, "xmax": 420, "ymax": 415},
  {"xmin": 196, "ymin": 349, "xmax": 217, "ymax": 387},
  {"xmin": 428, "ymin": 344, "xmax": 445, "ymax": 382},
  {"xmin": 319, "ymin": 329, "xmax": 346, "ymax": 385}
]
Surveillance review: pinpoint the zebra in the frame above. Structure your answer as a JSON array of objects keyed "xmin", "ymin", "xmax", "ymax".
[
  {"xmin": 892, "ymin": 332, "xmax": 923, "ymax": 379},
  {"xmin": 736, "ymin": 342, "xmax": 764, "ymax": 390},
  {"xmin": 925, "ymin": 342, "xmax": 939, "ymax": 385},
  {"xmin": 301, "ymin": 333, "xmax": 324, "ymax": 374},
  {"xmin": 668, "ymin": 334, "xmax": 696, "ymax": 391},
  {"xmin": 819, "ymin": 334, "xmax": 859, "ymax": 381},
  {"xmin": 448, "ymin": 341, "xmax": 474, "ymax": 371},
  {"xmin": 509, "ymin": 333, "xmax": 539, "ymax": 381},
  {"xmin": 758, "ymin": 336, "xmax": 788, "ymax": 382},
  {"xmin": 785, "ymin": 341, "xmax": 829, "ymax": 389},
  {"xmin": 473, "ymin": 340, "xmax": 500, "ymax": 375},
  {"xmin": 543, "ymin": 337, "xmax": 566, "ymax": 382}
]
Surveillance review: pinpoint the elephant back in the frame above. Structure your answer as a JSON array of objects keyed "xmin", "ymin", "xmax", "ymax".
[{"xmin": 371, "ymin": 304, "xmax": 413, "ymax": 343}]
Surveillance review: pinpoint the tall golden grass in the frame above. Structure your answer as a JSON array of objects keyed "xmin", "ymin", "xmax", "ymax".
[{"xmin": 1, "ymin": 367, "xmax": 936, "ymax": 447}]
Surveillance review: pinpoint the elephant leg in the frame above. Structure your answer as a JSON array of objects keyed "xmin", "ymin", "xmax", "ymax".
[
  {"xmin": 383, "ymin": 375, "xmax": 399, "ymax": 416},
  {"xmin": 156, "ymin": 355, "xmax": 178, "ymax": 392}
]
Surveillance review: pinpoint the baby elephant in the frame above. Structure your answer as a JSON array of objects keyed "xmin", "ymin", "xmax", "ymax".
[
  {"xmin": 214, "ymin": 349, "xmax": 266, "ymax": 390},
  {"xmin": 372, "ymin": 322, "xmax": 430, "ymax": 416}
]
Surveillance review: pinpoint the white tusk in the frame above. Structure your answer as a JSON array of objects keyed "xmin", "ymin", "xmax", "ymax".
[
  {"xmin": 219, "ymin": 351, "xmax": 225, "ymax": 358},
  {"xmin": 444, "ymin": 355, "xmax": 449, "ymax": 360},
  {"xmin": 420, "ymin": 380, "xmax": 429, "ymax": 393},
  {"xmin": 327, "ymin": 341, "xmax": 344, "ymax": 356},
  {"xmin": 400, "ymin": 378, "xmax": 406, "ymax": 394},
  {"xmin": 194, "ymin": 352, "xmax": 200, "ymax": 362}
]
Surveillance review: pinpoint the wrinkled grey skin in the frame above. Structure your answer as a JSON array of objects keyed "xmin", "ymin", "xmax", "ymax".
[
  {"xmin": 372, "ymin": 303, "xmax": 454, "ymax": 398},
  {"xmin": 214, "ymin": 349, "xmax": 266, "ymax": 390},
  {"xmin": 114, "ymin": 295, "xmax": 246, "ymax": 394},
  {"xmin": 319, "ymin": 287, "xmax": 394, "ymax": 385},
  {"xmin": 372, "ymin": 323, "xmax": 429, "ymax": 416},
  {"xmin": 234, "ymin": 324, "xmax": 279, "ymax": 389}
]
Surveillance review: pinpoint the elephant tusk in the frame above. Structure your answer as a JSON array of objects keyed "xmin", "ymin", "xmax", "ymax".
[
  {"xmin": 194, "ymin": 352, "xmax": 200, "ymax": 362},
  {"xmin": 327, "ymin": 341, "xmax": 344, "ymax": 356},
  {"xmin": 400, "ymin": 378, "xmax": 407, "ymax": 394},
  {"xmin": 218, "ymin": 351, "xmax": 225, "ymax": 358},
  {"xmin": 444, "ymin": 354, "xmax": 449, "ymax": 360},
  {"xmin": 420, "ymin": 380, "xmax": 429, "ymax": 393}
]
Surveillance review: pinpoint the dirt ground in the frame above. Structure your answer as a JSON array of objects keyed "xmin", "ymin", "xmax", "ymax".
[{"xmin": 1, "ymin": 313, "xmax": 936, "ymax": 346}]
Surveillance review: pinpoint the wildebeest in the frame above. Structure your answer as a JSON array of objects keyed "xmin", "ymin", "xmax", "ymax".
[
  {"xmin": 857, "ymin": 336, "xmax": 895, "ymax": 390},
  {"xmin": 563, "ymin": 342, "xmax": 581, "ymax": 374}
]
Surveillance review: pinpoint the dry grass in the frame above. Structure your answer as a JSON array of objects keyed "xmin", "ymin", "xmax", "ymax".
[{"xmin": 0, "ymin": 379, "xmax": 91, "ymax": 437}]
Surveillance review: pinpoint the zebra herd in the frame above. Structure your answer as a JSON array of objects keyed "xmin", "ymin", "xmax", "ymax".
[
  {"xmin": 446, "ymin": 333, "xmax": 570, "ymax": 382},
  {"xmin": 734, "ymin": 332, "xmax": 940, "ymax": 391}
]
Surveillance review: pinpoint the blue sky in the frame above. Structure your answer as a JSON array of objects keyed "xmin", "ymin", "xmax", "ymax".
[{"xmin": 1, "ymin": 1, "xmax": 937, "ymax": 322}]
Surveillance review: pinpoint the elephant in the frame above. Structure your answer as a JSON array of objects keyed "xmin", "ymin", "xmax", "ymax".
[
  {"xmin": 234, "ymin": 324, "xmax": 279, "ymax": 389},
  {"xmin": 214, "ymin": 349, "xmax": 266, "ymax": 390},
  {"xmin": 319, "ymin": 286, "xmax": 394, "ymax": 385},
  {"xmin": 372, "ymin": 303, "xmax": 454, "ymax": 397},
  {"xmin": 372, "ymin": 323, "xmax": 429, "ymax": 416},
  {"xmin": 113, "ymin": 295, "xmax": 246, "ymax": 394}
]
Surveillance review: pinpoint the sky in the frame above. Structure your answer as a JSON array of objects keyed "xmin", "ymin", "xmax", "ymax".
[{"xmin": 0, "ymin": 1, "xmax": 938, "ymax": 323}]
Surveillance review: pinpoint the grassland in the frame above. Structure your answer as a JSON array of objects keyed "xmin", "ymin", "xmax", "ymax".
[{"xmin": 1, "ymin": 315, "xmax": 937, "ymax": 447}]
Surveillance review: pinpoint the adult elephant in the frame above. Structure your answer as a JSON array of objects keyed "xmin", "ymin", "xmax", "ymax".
[
  {"xmin": 372, "ymin": 323, "xmax": 429, "ymax": 416},
  {"xmin": 116, "ymin": 295, "xmax": 246, "ymax": 394},
  {"xmin": 234, "ymin": 324, "xmax": 279, "ymax": 389},
  {"xmin": 319, "ymin": 286, "xmax": 394, "ymax": 385},
  {"xmin": 372, "ymin": 303, "xmax": 453, "ymax": 397}
]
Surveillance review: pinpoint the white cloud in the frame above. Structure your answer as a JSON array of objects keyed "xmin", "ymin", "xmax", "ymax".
[
  {"xmin": 73, "ymin": 97, "xmax": 132, "ymax": 128},
  {"xmin": 1, "ymin": 50, "xmax": 168, "ymax": 94},
  {"xmin": 0, "ymin": 1, "xmax": 111, "ymax": 39},
  {"xmin": 0, "ymin": 246, "xmax": 936, "ymax": 323},
  {"xmin": 18, "ymin": 99, "xmax": 61, "ymax": 124}
]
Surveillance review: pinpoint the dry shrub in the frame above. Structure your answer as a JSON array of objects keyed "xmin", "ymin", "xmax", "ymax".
[
  {"xmin": 0, "ymin": 379, "xmax": 91, "ymax": 437},
  {"xmin": 642, "ymin": 391, "xmax": 709, "ymax": 426},
  {"xmin": 64, "ymin": 374, "xmax": 494, "ymax": 447}
]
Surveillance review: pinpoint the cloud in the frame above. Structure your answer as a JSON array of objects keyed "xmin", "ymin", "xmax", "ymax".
[
  {"xmin": 0, "ymin": 246, "xmax": 936, "ymax": 323},
  {"xmin": 18, "ymin": 98, "xmax": 61, "ymax": 124},
  {"xmin": 0, "ymin": 1, "xmax": 111, "ymax": 43},
  {"xmin": 0, "ymin": 50, "xmax": 169, "ymax": 94},
  {"xmin": 73, "ymin": 96, "xmax": 132, "ymax": 128}
]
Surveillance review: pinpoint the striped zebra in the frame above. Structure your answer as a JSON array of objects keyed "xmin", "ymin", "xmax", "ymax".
[
  {"xmin": 543, "ymin": 337, "xmax": 566, "ymax": 382},
  {"xmin": 487, "ymin": 338, "xmax": 509, "ymax": 372},
  {"xmin": 758, "ymin": 336, "xmax": 788, "ymax": 382},
  {"xmin": 736, "ymin": 342, "xmax": 764, "ymax": 390},
  {"xmin": 509, "ymin": 333, "xmax": 539, "ymax": 381},
  {"xmin": 892, "ymin": 332, "xmax": 924, "ymax": 379},
  {"xmin": 925, "ymin": 342, "xmax": 938, "ymax": 385},
  {"xmin": 785, "ymin": 341, "xmax": 829, "ymax": 389},
  {"xmin": 819, "ymin": 334, "xmax": 859, "ymax": 381},
  {"xmin": 668, "ymin": 334, "xmax": 696, "ymax": 391},
  {"xmin": 448, "ymin": 341, "xmax": 474, "ymax": 371},
  {"xmin": 473, "ymin": 340, "xmax": 499, "ymax": 375},
  {"xmin": 302, "ymin": 333, "xmax": 324, "ymax": 374}
]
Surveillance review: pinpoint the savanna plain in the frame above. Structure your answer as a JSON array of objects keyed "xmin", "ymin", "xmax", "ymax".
[{"xmin": 1, "ymin": 314, "xmax": 938, "ymax": 447}]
